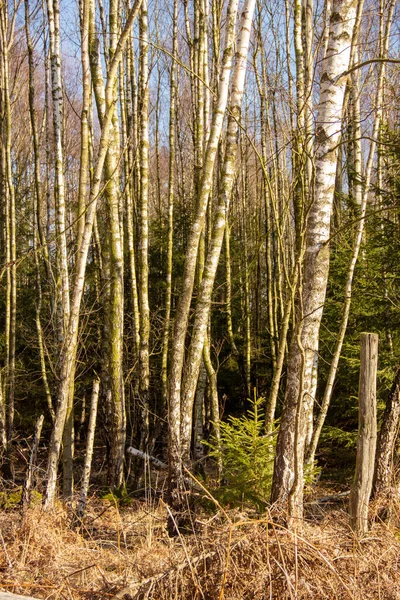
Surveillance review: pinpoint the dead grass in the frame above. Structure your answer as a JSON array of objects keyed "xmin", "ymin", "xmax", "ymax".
[{"xmin": 0, "ymin": 495, "xmax": 400, "ymax": 600}]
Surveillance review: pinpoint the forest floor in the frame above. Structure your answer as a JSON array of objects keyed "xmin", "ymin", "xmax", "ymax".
[{"xmin": 0, "ymin": 485, "xmax": 400, "ymax": 600}]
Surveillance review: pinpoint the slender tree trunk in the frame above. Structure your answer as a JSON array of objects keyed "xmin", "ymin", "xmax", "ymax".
[
  {"xmin": 104, "ymin": 0, "xmax": 126, "ymax": 489},
  {"xmin": 168, "ymin": 0, "xmax": 240, "ymax": 504},
  {"xmin": 178, "ymin": 0, "xmax": 256, "ymax": 472},
  {"xmin": 46, "ymin": 0, "xmax": 70, "ymax": 333},
  {"xmin": 138, "ymin": 0, "xmax": 150, "ymax": 451},
  {"xmin": 25, "ymin": 0, "xmax": 55, "ymax": 424},
  {"xmin": 203, "ymin": 332, "xmax": 221, "ymax": 475},
  {"xmin": 271, "ymin": 0, "xmax": 358, "ymax": 523},
  {"xmin": 161, "ymin": 0, "xmax": 178, "ymax": 412},
  {"xmin": 22, "ymin": 415, "xmax": 44, "ymax": 509},
  {"xmin": 77, "ymin": 0, "xmax": 91, "ymax": 251},
  {"xmin": 0, "ymin": 2, "xmax": 17, "ymax": 448},
  {"xmin": 45, "ymin": 0, "xmax": 75, "ymax": 497},
  {"xmin": 305, "ymin": 0, "xmax": 395, "ymax": 466},
  {"xmin": 124, "ymin": 34, "xmax": 141, "ymax": 360},
  {"xmin": 45, "ymin": 0, "xmax": 143, "ymax": 508},
  {"xmin": 193, "ymin": 362, "xmax": 206, "ymax": 464},
  {"xmin": 76, "ymin": 379, "xmax": 100, "ymax": 519},
  {"xmin": 0, "ymin": 373, "xmax": 6, "ymax": 450}
]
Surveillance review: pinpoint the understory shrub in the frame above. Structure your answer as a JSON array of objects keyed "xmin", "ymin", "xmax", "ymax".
[{"xmin": 206, "ymin": 395, "xmax": 276, "ymax": 511}]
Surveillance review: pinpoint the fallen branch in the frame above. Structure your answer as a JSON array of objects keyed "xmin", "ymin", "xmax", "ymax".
[
  {"xmin": 306, "ymin": 491, "xmax": 350, "ymax": 505},
  {"xmin": 126, "ymin": 447, "xmax": 167, "ymax": 470},
  {"xmin": 125, "ymin": 447, "xmax": 203, "ymax": 492}
]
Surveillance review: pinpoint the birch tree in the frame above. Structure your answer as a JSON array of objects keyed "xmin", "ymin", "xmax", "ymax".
[
  {"xmin": 305, "ymin": 0, "xmax": 396, "ymax": 467},
  {"xmin": 168, "ymin": 0, "xmax": 240, "ymax": 503},
  {"xmin": 0, "ymin": 0, "xmax": 17, "ymax": 454},
  {"xmin": 45, "ymin": 0, "xmax": 143, "ymax": 508},
  {"xmin": 138, "ymin": 0, "xmax": 150, "ymax": 451},
  {"xmin": 161, "ymin": 0, "xmax": 178, "ymax": 410},
  {"xmin": 271, "ymin": 0, "xmax": 359, "ymax": 523}
]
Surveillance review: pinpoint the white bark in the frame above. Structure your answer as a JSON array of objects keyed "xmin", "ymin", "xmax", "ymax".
[
  {"xmin": 306, "ymin": 0, "xmax": 395, "ymax": 466},
  {"xmin": 138, "ymin": 0, "xmax": 150, "ymax": 450},
  {"xmin": 76, "ymin": 379, "xmax": 100, "ymax": 518},
  {"xmin": 46, "ymin": 0, "xmax": 70, "ymax": 332},
  {"xmin": 271, "ymin": 0, "xmax": 358, "ymax": 522},
  {"xmin": 161, "ymin": 0, "xmax": 178, "ymax": 410},
  {"xmin": 126, "ymin": 446, "xmax": 167, "ymax": 470},
  {"xmin": 168, "ymin": 0, "xmax": 239, "ymax": 502},
  {"xmin": 45, "ymin": 0, "xmax": 143, "ymax": 508},
  {"xmin": 178, "ymin": 0, "xmax": 256, "ymax": 466}
]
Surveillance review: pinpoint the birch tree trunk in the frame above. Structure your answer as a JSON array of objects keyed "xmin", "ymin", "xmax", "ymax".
[
  {"xmin": 168, "ymin": 0, "xmax": 240, "ymax": 504},
  {"xmin": 0, "ymin": 1, "xmax": 16, "ymax": 449},
  {"xmin": 76, "ymin": 379, "xmax": 100, "ymax": 518},
  {"xmin": 45, "ymin": 0, "xmax": 143, "ymax": 508},
  {"xmin": 305, "ymin": 0, "xmax": 395, "ymax": 467},
  {"xmin": 124, "ymin": 36, "xmax": 141, "ymax": 361},
  {"xmin": 138, "ymin": 0, "xmax": 151, "ymax": 451},
  {"xmin": 45, "ymin": 0, "xmax": 76, "ymax": 497},
  {"xmin": 25, "ymin": 0, "xmax": 55, "ymax": 424},
  {"xmin": 46, "ymin": 0, "xmax": 70, "ymax": 334},
  {"xmin": 161, "ymin": 0, "xmax": 178, "ymax": 411},
  {"xmin": 97, "ymin": 0, "xmax": 126, "ymax": 490},
  {"xmin": 271, "ymin": 0, "xmax": 358, "ymax": 523},
  {"xmin": 77, "ymin": 0, "xmax": 91, "ymax": 251},
  {"xmin": 179, "ymin": 0, "xmax": 256, "ymax": 473}
]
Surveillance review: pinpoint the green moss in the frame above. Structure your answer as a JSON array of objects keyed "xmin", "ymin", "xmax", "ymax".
[
  {"xmin": 0, "ymin": 490, "xmax": 22, "ymax": 509},
  {"xmin": 0, "ymin": 489, "xmax": 43, "ymax": 509},
  {"xmin": 101, "ymin": 485, "xmax": 133, "ymax": 506}
]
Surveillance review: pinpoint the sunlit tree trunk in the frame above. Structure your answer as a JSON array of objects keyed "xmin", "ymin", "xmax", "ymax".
[
  {"xmin": 0, "ymin": 2, "xmax": 17, "ymax": 449},
  {"xmin": 271, "ymin": 0, "xmax": 358, "ymax": 524},
  {"xmin": 45, "ymin": 0, "xmax": 143, "ymax": 508},
  {"xmin": 168, "ymin": 0, "xmax": 240, "ymax": 504},
  {"xmin": 179, "ymin": 0, "xmax": 256, "ymax": 473},
  {"xmin": 77, "ymin": 0, "xmax": 91, "ymax": 251},
  {"xmin": 89, "ymin": 0, "xmax": 126, "ymax": 489},
  {"xmin": 138, "ymin": 0, "xmax": 150, "ymax": 451},
  {"xmin": 305, "ymin": 0, "xmax": 395, "ymax": 467},
  {"xmin": 25, "ymin": 0, "xmax": 55, "ymax": 424},
  {"xmin": 106, "ymin": 0, "xmax": 126, "ymax": 488},
  {"xmin": 76, "ymin": 378, "xmax": 100, "ymax": 518},
  {"xmin": 123, "ymin": 35, "xmax": 140, "ymax": 361},
  {"xmin": 161, "ymin": 0, "xmax": 178, "ymax": 410},
  {"xmin": 45, "ymin": 0, "xmax": 76, "ymax": 497}
]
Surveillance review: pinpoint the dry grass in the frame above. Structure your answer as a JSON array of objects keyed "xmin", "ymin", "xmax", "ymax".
[{"xmin": 0, "ymin": 494, "xmax": 400, "ymax": 600}]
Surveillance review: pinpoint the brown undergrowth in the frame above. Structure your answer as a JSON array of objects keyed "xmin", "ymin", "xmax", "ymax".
[{"xmin": 0, "ymin": 494, "xmax": 400, "ymax": 600}]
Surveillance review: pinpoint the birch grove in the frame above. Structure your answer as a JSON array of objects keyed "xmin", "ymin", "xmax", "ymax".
[{"xmin": 0, "ymin": 0, "xmax": 399, "ymax": 526}]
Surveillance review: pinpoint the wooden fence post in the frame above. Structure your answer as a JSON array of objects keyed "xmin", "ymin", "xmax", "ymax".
[{"xmin": 349, "ymin": 332, "xmax": 378, "ymax": 534}]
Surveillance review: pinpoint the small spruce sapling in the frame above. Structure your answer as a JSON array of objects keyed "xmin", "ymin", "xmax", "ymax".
[{"xmin": 206, "ymin": 393, "xmax": 276, "ymax": 511}]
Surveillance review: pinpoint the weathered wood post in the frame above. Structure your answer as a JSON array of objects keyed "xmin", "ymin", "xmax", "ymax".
[{"xmin": 349, "ymin": 332, "xmax": 378, "ymax": 534}]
